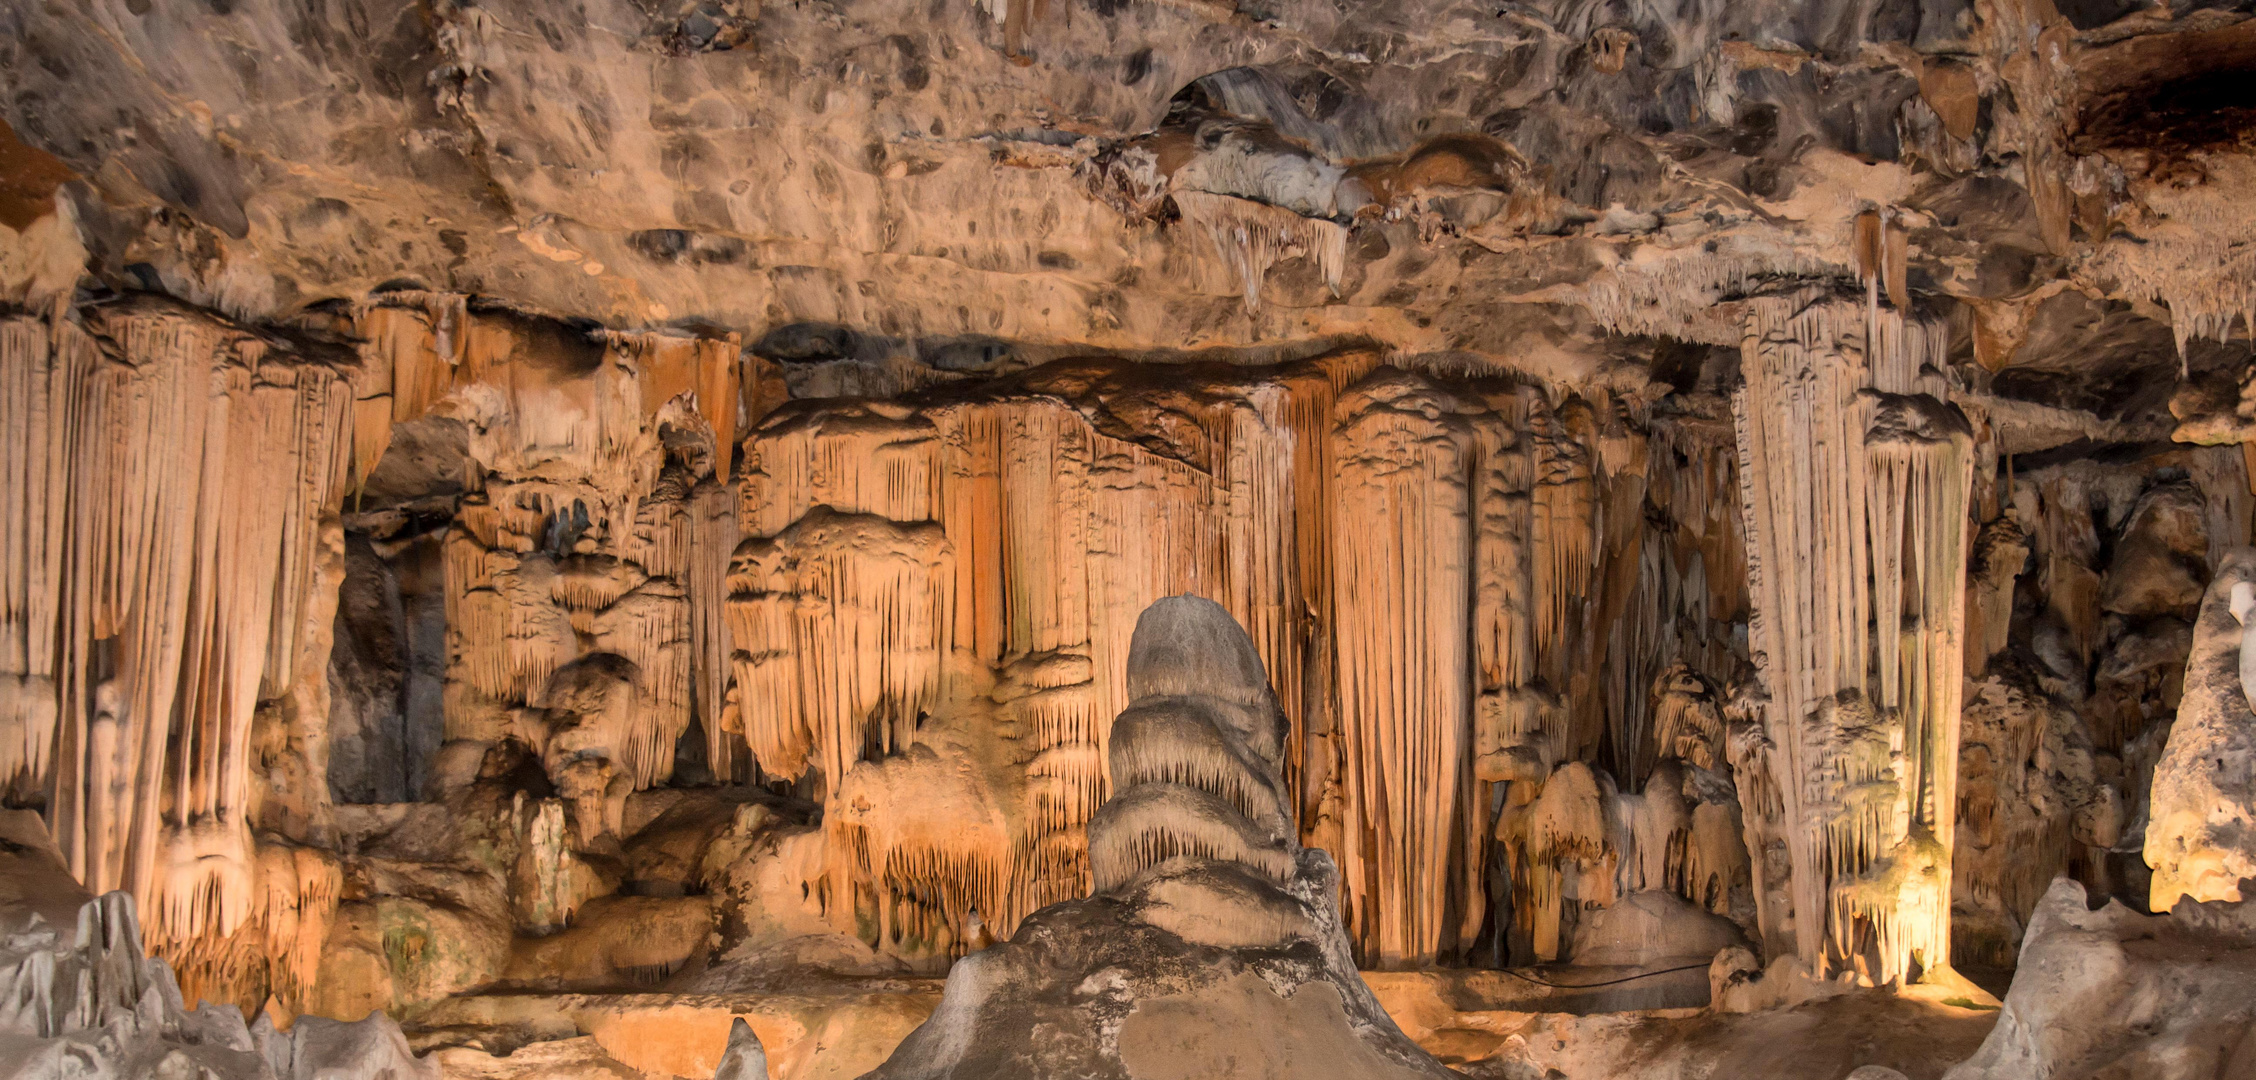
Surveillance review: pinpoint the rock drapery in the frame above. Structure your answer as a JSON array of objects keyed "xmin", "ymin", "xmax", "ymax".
[
  {"xmin": 0, "ymin": 298, "xmax": 361, "ymax": 1016},
  {"xmin": 1733, "ymin": 294, "xmax": 1976, "ymax": 985}
]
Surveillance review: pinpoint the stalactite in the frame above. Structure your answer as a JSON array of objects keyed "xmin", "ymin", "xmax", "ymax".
[
  {"xmin": 1081, "ymin": 429, "xmax": 1223, "ymax": 810},
  {"xmin": 1589, "ymin": 397, "xmax": 1656, "ymax": 780},
  {"xmin": 609, "ymin": 330, "xmax": 744, "ymax": 473},
  {"xmin": 827, "ymin": 738, "xmax": 1015, "ymax": 965},
  {"xmin": 1652, "ymin": 663, "xmax": 1725, "ymax": 770},
  {"xmin": 1648, "ymin": 411, "xmax": 1749, "ymax": 659},
  {"xmin": 1723, "ymin": 676, "xmax": 1793, "ymax": 958},
  {"xmin": 1527, "ymin": 395, "xmax": 1598, "ymax": 693},
  {"xmin": 740, "ymin": 403, "xmax": 940, "ymax": 539},
  {"xmin": 0, "ymin": 301, "xmax": 359, "ymax": 1007},
  {"xmin": 1686, "ymin": 794, "xmax": 1749, "ymax": 920},
  {"xmin": 728, "ymin": 352, "xmax": 1611, "ymax": 966},
  {"xmin": 1473, "ymin": 400, "xmax": 1535, "ymax": 703},
  {"xmin": 0, "ymin": 316, "xmax": 93, "ymax": 803},
  {"xmin": 946, "ymin": 403, "xmax": 1106, "ymax": 909},
  {"xmin": 1330, "ymin": 370, "xmax": 1482, "ymax": 967},
  {"xmin": 1964, "ymin": 518, "xmax": 2029, "ymax": 677},
  {"xmin": 1170, "ymin": 190, "xmax": 1347, "ymax": 313},
  {"xmin": 1731, "ymin": 293, "xmax": 1975, "ymax": 986},
  {"xmin": 684, "ymin": 481, "xmax": 742, "ymax": 778},
  {"xmin": 388, "ymin": 305, "xmax": 748, "ymax": 800},
  {"xmin": 1575, "ymin": 244, "xmax": 1842, "ymax": 342},
  {"xmin": 584, "ymin": 579, "xmax": 694, "ymax": 789},
  {"xmin": 254, "ymin": 841, "xmax": 341, "ymax": 1013},
  {"xmin": 726, "ymin": 508, "xmax": 954, "ymax": 789},
  {"xmin": 1609, "ymin": 759, "xmax": 1692, "ymax": 899},
  {"xmin": 1520, "ymin": 762, "xmax": 1614, "ymax": 960},
  {"xmin": 2083, "ymin": 153, "xmax": 2256, "ymax": 366},
  {"xmin": 1953, "ymin": 672, "xmax": 2093, "ymax": 967}
]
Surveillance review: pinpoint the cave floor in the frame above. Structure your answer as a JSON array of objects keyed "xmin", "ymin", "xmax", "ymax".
[{"xmin": 404, "ymin": 968, "xmax": 2002, "ymax": 1080}]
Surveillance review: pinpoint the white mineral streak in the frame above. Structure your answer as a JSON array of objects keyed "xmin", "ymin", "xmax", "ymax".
[
  {"xmin": 1732, "ymin": 293, "xmax": 1974, "ymax": 985},
  {"xmin": 1171, "ymin": 190, "xmax": 1347, "ymax": 313},
  {"xmin": 0, "ymin": 302, "xmax": 355, "ymax": 1005}
]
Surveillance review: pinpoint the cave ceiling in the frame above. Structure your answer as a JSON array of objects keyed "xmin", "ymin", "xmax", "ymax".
[{"xmin": 4, "ymin": 0, "xmax": 2251, "ymax": 431}]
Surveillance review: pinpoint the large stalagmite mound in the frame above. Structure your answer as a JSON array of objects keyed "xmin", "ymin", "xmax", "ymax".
[{"xmin": 861, "ymin": 595, "xmax": 1453, "ymax": 1080}]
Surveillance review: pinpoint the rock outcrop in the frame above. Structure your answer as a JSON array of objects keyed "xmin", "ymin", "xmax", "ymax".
[
  {"xmin": 1944, "ymin": 878, "xmax": 2256, "ymax": 1080},
  {"xmin": 0, "ymin": 887, "xmax": 434, "ymax": 1080},
  {"xmin": 2146, "ymin": 547, "xmax": 2256, "ymax": 910}
]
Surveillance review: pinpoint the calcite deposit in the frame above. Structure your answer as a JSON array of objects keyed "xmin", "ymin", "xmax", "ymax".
[{"xmin": 2, "ymin": 0, "xmax": 2256, "ymax": 1076}]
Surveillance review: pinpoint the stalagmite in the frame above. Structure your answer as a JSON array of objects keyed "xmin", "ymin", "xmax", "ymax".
[
  {"xmin": 862, "ymin": 596, "xmax": 1455, "ymax": 1080},
  {"xmin": 708, "ymin": 352, "xmax": 1724, "ymax": 968},
  {"xmin": 0, "ymin": 890, "xmax": 436, "ymax": 1080},
  {"xmin": 713, "ymin": 1017, "xmax": 773, "ymax": 1080},
  {"xmin": 1943, "ymin": 879, "xmax": 2256, "ymax": 1080},
  {"xmin": 12, "ymin": 6, "xmax": 2256, "ymax": 1075}
]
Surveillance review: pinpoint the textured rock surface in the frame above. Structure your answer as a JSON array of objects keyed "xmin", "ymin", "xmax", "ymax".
[{"xmin": 0, "ymin": 0, "xmax": 2249, "ymax": 401}]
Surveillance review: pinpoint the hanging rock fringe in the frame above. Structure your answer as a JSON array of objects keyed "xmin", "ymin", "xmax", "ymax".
[
  {"xmin": 0, "ymin": 301, "xmax": 355, "ymax": 1003},
  {"xmin": 1731, "ymin": 292, "xmax": 1973, "ymax": 985}
]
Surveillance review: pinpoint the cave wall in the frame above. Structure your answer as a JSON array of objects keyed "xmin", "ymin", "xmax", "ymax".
[{"xmin": 0, "ymin": 0, "xmax": 2253, "ymax": 1051}]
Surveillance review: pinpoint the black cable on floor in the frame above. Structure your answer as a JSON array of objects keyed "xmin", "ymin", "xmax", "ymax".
[{"xmin": 1494, "ymin": 961, "xmax": 1713, "ymax": 989}]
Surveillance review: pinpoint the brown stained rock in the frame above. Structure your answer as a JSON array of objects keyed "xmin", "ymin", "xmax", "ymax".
[{"xmin": 0, "ymin": 119, "xmax": 74, "ymax": 232}]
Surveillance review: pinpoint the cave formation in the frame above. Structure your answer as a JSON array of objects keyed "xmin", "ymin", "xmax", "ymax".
[{"xmin": 3, "ymin": 0, "xmax": 2256, "ymax": 1078}]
